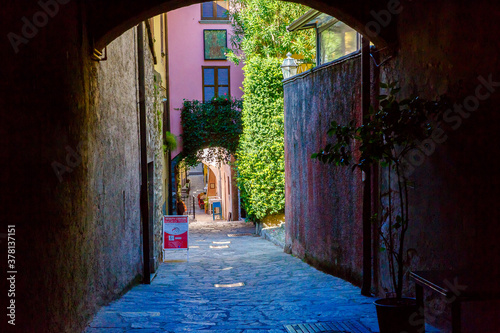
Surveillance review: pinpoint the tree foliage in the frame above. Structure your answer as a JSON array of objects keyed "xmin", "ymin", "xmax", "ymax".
[
  {"xmin": 227, "ymin": 0, "xmax": 315, "ymax": 63},
  {"xmin": 180, "ymin": 94, "xmax": 243, "ymax": 166},
  {"xmin": 163, "ymin": 131, "xmax": 178, "ymax": 154}
]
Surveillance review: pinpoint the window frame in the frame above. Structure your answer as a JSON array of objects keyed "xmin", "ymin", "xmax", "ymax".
[
  {"xmin": 203, "ymin": 29, "xmax": 228, "ymax": 60},
  {"xmin": 316, "ymin": 21, "xmax": 361, "ymax": 66},
  {"xmin": 202, "ymin": 66, "xmax": 231, "ymax": 102},
  {"xmin": 200, "ymin": 1, "xmax": 229, "ymax": 20}
]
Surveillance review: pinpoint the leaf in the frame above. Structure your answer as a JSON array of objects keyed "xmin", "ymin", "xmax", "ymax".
[{"xmin": 377, "ymin": 94, "xmax": 388, "ymax": 101}]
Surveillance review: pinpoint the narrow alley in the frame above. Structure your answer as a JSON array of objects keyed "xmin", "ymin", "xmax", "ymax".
[
  {"xmin": 85, "ymin": 213, "xmax": 438, "ymax": 333},
  {"xmin": 3, "ymin": 1, "xmax": 500, "ymax": 332}
]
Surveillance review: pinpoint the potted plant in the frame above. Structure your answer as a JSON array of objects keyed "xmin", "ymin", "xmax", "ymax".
[{"xmin": 312, "ymin": 82, "xmax": 448, "ymax": 333}]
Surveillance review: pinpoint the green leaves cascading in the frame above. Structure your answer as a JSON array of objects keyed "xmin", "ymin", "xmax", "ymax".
[
  {"xmin": 180, "ymin": 95, "xmax": 243, "ymax": 167},
  {"xmin": 236, "ymin": 57, "xmax": 285, "ymax": 221}
]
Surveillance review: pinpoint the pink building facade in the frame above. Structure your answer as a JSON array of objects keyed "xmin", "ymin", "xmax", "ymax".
[
  {"xmin": 167, "ymin": 2, "xmax": 244, "ymax": 158},
  {"xmin": 167, "ymin": 1, "xmax": 244, "ymax": 219}
]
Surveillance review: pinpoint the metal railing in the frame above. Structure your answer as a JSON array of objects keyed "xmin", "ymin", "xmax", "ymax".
[{"xmin": 180, "ymin": 194, "xmax": 196, "ymax": 220}]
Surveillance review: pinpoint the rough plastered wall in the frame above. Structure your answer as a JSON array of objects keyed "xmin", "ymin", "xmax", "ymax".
[
  {"xmin": 0, "ymin": 2, "xmax": 111, "ymax": 332},
  {"xmin": 0, "ymin": 16, "xmax": 164, "ymax": 331},
  {"xmin": 84, "ymin": 24, "xmax": 165, "ymax": 331},
  {"xmin": 87, "ymin": 26, "xmax": 144, "ymax": 314},
  {"xmin": 81, "ymin": 24, "xmax": 165, "ymax": 331},
  {"xmin": 283, "ymin": 54, "xmax": 365, "ymax": 285},
  {"xmin": 375, "ymin": 1, "xmax": 500, "ymax": 331},
  {"xmin": 144, "ymin": 24, "xmax": 166, "ymax": 269},
  {"xmin": 1, "ymin": 0, "xmax": 499, "ymax": 332}
]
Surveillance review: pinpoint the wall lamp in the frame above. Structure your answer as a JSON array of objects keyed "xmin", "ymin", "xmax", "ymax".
[{"xmin": 281, "ymin": 53, "xmax": 298, "ymax": 79}]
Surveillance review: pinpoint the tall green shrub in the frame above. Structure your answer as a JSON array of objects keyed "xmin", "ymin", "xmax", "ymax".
[
  {"xmin": 227, "ymin": 0, "xmax": 314, "ymax": 221},
  {"xmin": 236, "ymin": 57, "xmax": 285, "ymax": 221}
]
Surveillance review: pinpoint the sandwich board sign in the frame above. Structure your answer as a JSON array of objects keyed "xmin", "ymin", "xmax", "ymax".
[{"xmin": 163, "ymin": 215, "xmax": 189, "ymax": 250}]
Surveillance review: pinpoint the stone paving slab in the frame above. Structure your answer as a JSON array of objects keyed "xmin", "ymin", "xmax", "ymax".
[{"xmin": 85, "ymin": 218, "xmax": 437, "ymax": 332}]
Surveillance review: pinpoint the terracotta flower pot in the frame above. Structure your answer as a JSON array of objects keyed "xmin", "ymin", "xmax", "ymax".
[{"xmin": 374, "ymin": 297, "xmax": 423, "ymax": 333}]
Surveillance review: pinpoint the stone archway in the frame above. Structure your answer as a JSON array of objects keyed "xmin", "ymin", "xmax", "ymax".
[
  {"xmin": 2, "ymin": 0, "xmax": 500, "ymax": 332},
  {"xmin": 89, "ymin": 0, "xmax": 396, "ymax": 50}
]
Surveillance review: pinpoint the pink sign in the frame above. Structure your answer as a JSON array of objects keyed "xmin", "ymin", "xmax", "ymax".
[{"xmin": 163, "ymin": 216, "xmax": 189, "ymax": 250}]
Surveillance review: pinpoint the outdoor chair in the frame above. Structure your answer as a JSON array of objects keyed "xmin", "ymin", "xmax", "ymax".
[{"xmin": 212, "ymin": 201, "xmax": 222, "ymax": 220}]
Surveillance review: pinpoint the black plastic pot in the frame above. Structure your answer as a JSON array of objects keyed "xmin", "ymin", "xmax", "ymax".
[{"xmin": 374, "ymin": 297, "xmax": 424, "ymax": 333}]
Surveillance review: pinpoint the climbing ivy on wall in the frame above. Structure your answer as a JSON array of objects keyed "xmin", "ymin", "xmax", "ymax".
[
  {"xmin": 180, "ymin": 94, "xmax": 243, "ymax": 166},
  {"xmin": 236, "ymin": 57, "xmax": 285, "ymax": 221}
]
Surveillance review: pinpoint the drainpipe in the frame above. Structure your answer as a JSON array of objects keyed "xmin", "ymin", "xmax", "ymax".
[
  {"xmin": 137, "ymin": 22, "xmax": 151, "ymax": 284},
  {"xmin": 218, "ymin": 164, "xmax": 222, "ymax": 216},
  {"xmin": 166, "ymin": 101, "xmax": 173, "ymax": 216},
  {"xmin": 371, "ymin": 46, "xmax": 381, "ymax": 295},
  {"xmin": 164, "ymin": 14, "xmax": 173, "ymax": 216},
  {"xmin": 361, "ymin": 35, "xmax": 372, "ymax": 296},
  {"xmin": 315, "ymin": 25, "xmax": 321, "ymax": 66}
]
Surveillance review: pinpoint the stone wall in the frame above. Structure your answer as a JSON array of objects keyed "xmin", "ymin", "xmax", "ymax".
[
  {"xmin": 378, "ymin": 0, "xmax": 500, "ymax": 277},
  {"xmin": 376, "ymin": 1, "xmax": 500, "ymax": 331},
  {"xmin": 144, "ymin": 23, "xmax": 166, "ymax": 268},
  {"xmin": 1, "ymin": 0, "xmax": 499, "ymax": 332},
  {"xmin": 0, "ymin": 12, "xmax": 164, "ymax": 331},
  {"xmin": 1, "ymin": 2, "xmax": 102, "ymax": 332},
  {"xmin": 284, "ymin": 1, "xmax": 500, "ymax": 330},
  {"xmin": 89, "ymin": 26, "xmax": 144, "ymax": 316},
  {"xmin": 283, "ymin": 54, "xmax": 366, "ymax": 285},
  {"xmin": 74, "ymin": 24, "xmax": 165, "ymax": 332}
]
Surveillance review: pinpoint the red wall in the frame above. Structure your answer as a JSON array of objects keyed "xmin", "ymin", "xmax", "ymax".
[
  {"xmin": 284, "ymin": 2, "xmax": 500, "ymax": 330},
  {"xmin": 284, "ymin": 55, "xmax": 366, "ymax": 285}
]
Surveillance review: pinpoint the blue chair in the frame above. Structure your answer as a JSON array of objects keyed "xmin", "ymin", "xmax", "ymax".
[{"xmin": 212, "ymin": 201, "xmax": 222, "ymax": 220}]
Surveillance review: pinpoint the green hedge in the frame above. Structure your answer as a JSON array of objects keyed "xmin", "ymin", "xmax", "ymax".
[{"xmin": 236, "ymin": 56, "xmax": 285, "ymax": 221}]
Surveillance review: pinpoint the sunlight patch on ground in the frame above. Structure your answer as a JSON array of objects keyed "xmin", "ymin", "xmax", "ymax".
[
  {"xmin": 208, "ymin": 267, "xmax": 233, "ymax": 271},
  {"xmin": 214, "ymin": 282, "xmax": 245, "ymax": 288}
]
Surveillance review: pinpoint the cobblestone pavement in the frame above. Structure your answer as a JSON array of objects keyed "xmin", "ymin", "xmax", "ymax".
[{"xmin": 85, "ymin": 216, "xmax": 431, "ymax": 333}]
